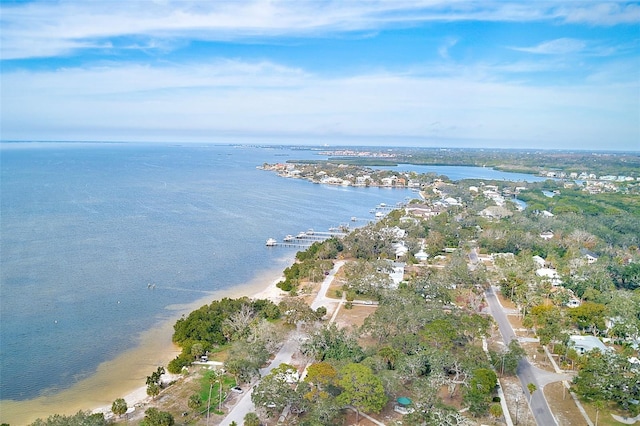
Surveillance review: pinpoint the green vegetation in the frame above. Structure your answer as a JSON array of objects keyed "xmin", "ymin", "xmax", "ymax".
[
  {"xmin": 25, "ymin": 150, "xmax": 640, "ymax": 424},
  {"xmin": 168, "ymin": 297, "xmax": 281, "ymax": 373},
  {"xmin": 111, "ymin": 398, "xmax": 127, "ymax": 418},
  {"xmin": 302, "ymin": 147, "xmax": 640, "ymax": 177},
  {"xmin": 277, "ymin": 240, "xmax": 339, "ymax": 292},
  {"xmin": 28, "ymin": 412, "xmax": 107, "ymax": 426},
  {"xmin": 139, "ymin": 408, "xmax": 174, "ymax": 426}
]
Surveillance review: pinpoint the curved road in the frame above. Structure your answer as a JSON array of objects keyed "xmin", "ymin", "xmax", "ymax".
[{"xmin": 485, "ymin": 286, "xmax": 571, "ymax": 426}]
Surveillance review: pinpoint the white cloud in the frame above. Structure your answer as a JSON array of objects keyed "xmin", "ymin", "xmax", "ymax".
[
  {"xmin": 1, "ymin": 59, "xmax": 637, "ymax": 150},
  {"xmin": 438, "ymin": 38, "xmax": 458, "ymax": 59},
  {"xmin": 1, "ymin": 1, "xmax": 638, "ymax": 59},
  {"xmin": 560, "ymin": 2, "xmax": 640, "ymax": 26},
  {"xmin": 510, "ymin": 38, "xmax": 587, "ymax": 55}
]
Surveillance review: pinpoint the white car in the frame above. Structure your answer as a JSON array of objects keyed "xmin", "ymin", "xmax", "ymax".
[{"xmin": 231, "ymin": 386, "xmax": 243, "ymax": 394}]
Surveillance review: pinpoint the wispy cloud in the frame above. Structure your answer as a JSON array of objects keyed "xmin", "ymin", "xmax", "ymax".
[
  {"xmin": 510, "ymin": 38, "xmax": 587, "ymax": 55},
  {"xmin": 2, "ymin": 1, "xmax": 638, "ymax": 60},
  {"xmin": 438, "ymin": 38, "xmax": 459, "ymax": 59},
  {"xmin": 2, "ymin": 59, "xmax": 636, "ymax": 148},
  {"xmin": 559, "ymin": 2, "xmax": 640, "ymax": 26}
]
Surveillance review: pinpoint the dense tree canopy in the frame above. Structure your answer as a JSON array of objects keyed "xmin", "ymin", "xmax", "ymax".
[
  {"xmin": 29, "ymin": 412, "xmax": 107, "ymax": 426},
  {"xmin": 336, "ymin": 363, "xmax": 387, "ymax": 418}
]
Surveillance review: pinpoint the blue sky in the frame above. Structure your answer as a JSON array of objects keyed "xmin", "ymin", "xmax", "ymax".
[{"xmin": 1, "ymin": 1, "xmax": 639, "ymax": 151}]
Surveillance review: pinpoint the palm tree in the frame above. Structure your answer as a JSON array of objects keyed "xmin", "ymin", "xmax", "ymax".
[
  {"xmin": 378, "ymin": 346, "xmax": 400, "ymax": 370},
  {"xmin": 527, "ymin": 382, "xmax": 537, "ymax": 404},
  {"xmin": 594, "ymin": 400, "xmax": 605, "ymax": 426},
  {"xmin": 207, "ymin": 369, "xmax": 222, "ymax": 425},
  {"xmin": 188, "ymin": 393, "xmax": 201, "ymax": 410}
]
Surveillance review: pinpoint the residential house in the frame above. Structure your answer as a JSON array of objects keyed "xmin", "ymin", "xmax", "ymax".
[
  {"xmin": 569, "ymin": 335, "xmax": 611, "ymax": 355},
  {"xmin": 580, "ymin": 248, "xmax": 599, "ymax": 264}
]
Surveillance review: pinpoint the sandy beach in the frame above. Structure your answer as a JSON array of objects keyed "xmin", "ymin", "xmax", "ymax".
[{"xmin": 0, "ymin": 268, "xmax": 288, "ymax": 425}]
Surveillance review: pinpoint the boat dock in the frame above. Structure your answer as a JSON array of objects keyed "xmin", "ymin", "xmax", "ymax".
[
  {"xmin": 266, "ymin": 202, "xmax": 405, "ymax": 248},
  {"xmin": 266, "ymin": 229, "xmax": 348, "ymax": 248}
]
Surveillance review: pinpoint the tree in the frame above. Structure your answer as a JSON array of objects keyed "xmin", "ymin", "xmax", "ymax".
[
  {"xmin": 206, "ymin": 369, "xmax": 223, "ymax": 421},
  {"xmin": 139, "ymin": 408, "xmax": 174, "ymax": 426},
  {"xmin": 568, "ymin": 302, "xmax": 607, "ymax": 335},
  {"xmin": 464, "ymin": 368, "xmax": 497, "ymax": 417},
  {"xmin": 251, "ymin": 363, "xmax": 298, "ymax": 415},
  {"xmin": 146, "ymin": 382, "xmax": 160, "ymax": 399},
  {"xmin": 188, "ymin": 393, "xmax": 201, "ymax": 410},
  {"xmin": 146, "ymin": 367, "xmax": 164, "ymax": 398},
  {"xmin": 377, "ymin": 346, "xmax": 400, "ymax": 370},
  {"xmin": 527, "ymin": 383, "xmax": 537, "ymax": 404},
  {"xmin": 146, "ymin": 366, "xmax": 165, "ymax": 388},
  {"xmin": 304, "ymin": 362, "xmax": 338, "ymax": 401},
  {"xmin": 573, "ymin": 349, "xmax": 640, "ymax": 416},
  {"xmin": 301, "ymin": 323, "xmax": 364, "ymax": 362},
  {"xmin": 29, "ymin": 411, "xmax": 107, "ymax": 426},
  {"xmin": 489, "ymin": 403, "xmax": 503, "ymax": 419},
  {"xmin": 111, "ymin": 398, "xmax": 128, "ymax": 418},
  {"xmin": 336, "ymin": 363, "xmax": 387, "ymax": 423},
  {"xmin": 492, "ymin": 340, "xmax": 526, "ymax": 376},
  {"xmin": 243, "ymin": 412, "xmax": 260, "ymax": 426},
  {"xmin": 315, "ymin": 306, "xmax": 327, "ymax": 319},
  {"xmin": 191, "ymin": 342, "xmax": 205, "ymax": 360},
  {"xmin": 279, "ymin": 297, "xmax": 318, "ymax": 325},
  {"xmin": 594, "ymin": 400, "xmax": 605, "ymax": 426},
  {"xmin": 342, "ymin": 259, "xmax": 392, "ymax": 296},
  {"xmin": 222, "ymin": 304, "xmax": 256, "ymax": 340}
]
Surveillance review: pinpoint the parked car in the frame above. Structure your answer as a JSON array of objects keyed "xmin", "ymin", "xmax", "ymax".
[{"xmin": 231, "ymin": 386, "xmax": 243, "ymax": 394}]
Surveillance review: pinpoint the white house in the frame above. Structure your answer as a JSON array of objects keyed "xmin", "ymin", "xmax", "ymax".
[
  {"xmin": 580, "ymin": 249, "xmax": 599, "ymax": 264},
  {"xmin": 536, "ymin": 268, "xmax": 563, "ymax": 286},
  {"xmin": 414, "ymin": 249, "xmax": 429, "ymax": 262}
]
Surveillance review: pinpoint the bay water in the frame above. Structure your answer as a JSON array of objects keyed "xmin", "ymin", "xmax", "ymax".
[{"xmin": 0, "ymin": 143, "xmax": 541, "ymax": 420}]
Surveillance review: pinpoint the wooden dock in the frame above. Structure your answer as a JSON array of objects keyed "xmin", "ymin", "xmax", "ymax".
[{"xmin": 267, "ymin": 229, "xmax": 348, "ymax": 248}]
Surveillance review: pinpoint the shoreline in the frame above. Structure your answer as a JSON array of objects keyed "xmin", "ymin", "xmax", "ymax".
[{"xmin": 0, "ymin": 267, "xmax": 289, "ymax": 425}]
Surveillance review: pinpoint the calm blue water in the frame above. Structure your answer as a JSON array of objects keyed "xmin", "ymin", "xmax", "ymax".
[
  {"xmin": 0, "ymin": 143, "xmax": 543, "ymax": 401},
  {"xmin": 371, "ymin": 163, "xmax": 549, "ymax": 182}
]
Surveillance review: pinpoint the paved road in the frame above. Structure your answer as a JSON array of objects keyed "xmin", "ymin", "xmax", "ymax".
[
  {"xmin": 221, "ymin": 261, "xmax": 345, "ymax": 426},
  {"xmin": 485, "ymin": 286, "xmax": 569, "ymax": 426}
]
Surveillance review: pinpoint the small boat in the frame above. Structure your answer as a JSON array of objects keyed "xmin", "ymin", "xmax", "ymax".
[
  {"xmin": 266, "ymin": 238, "xmax": 277, "ymax": 246},
  {"xmin": 375, "ymin": 212, "xmax": 384, "ymax": 218},
  {"xmin": 351, "ymin": 216, "xmax": 357, "ymax": 221},
  {"xmin": 296, "ymin": 232, "xmax": 306, "ymax": 238},
  {"xmin": 307, "ymin": 228, "xmax": 314, "ymax": 235},
  {"xmin": 283, "ymin": 235, "xmax": 294, "ymax": 242}
]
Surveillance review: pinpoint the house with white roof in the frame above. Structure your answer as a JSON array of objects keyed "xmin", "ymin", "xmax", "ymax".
[
  {"xmin": 536, "ymin": 268, "xmax": 563, "ymax": 286},
  {"xmin": 393, "ymin": 242, "xmax": 409, "ymax": 259},
  {"xmin": 414, "ymin": 249, "xmax": 429, "ymax": 262},
  {"xmin": 569, "ymin": 335, "xmax": 611, "ymax": 355}
]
